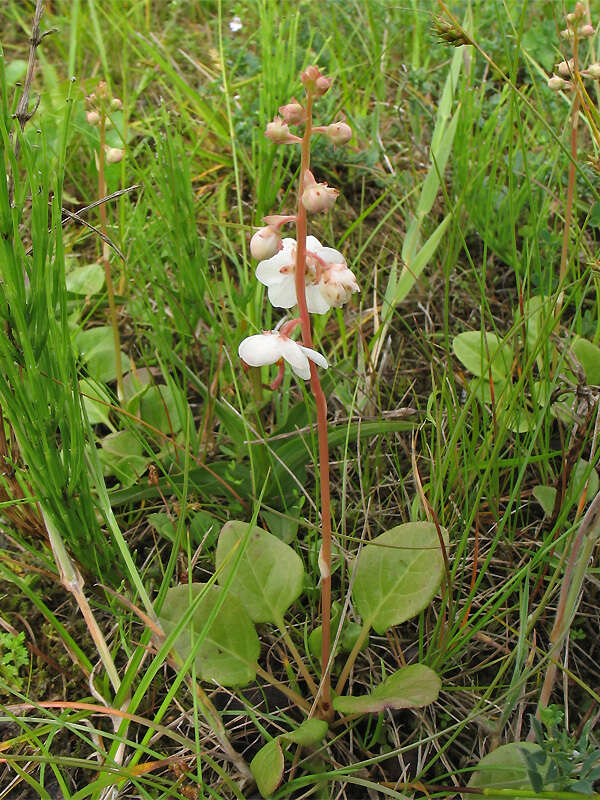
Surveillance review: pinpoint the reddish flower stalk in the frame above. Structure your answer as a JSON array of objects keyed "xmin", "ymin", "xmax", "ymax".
[{"xmin": 294, "ymin": 90, "xmax": 333, "ymax": 720}]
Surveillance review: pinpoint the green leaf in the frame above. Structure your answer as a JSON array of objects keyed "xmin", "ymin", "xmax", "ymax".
[
  {"xmin": 66, "ymin": 263, "xmax": 105, "ymax": 295},
  {"xmin": 465, "ymin": 742, "xmax": 557, "ymax": 799},
  {"xmin": 309, "ymin": 603, "xmax": 367, "ymax": 659},
  {"xmin": 533, "ymin": 485, "xmax": 555, "ymax": 517},
  {"xmin": 333, "ymin": 664, "xmax": 441, "ymax": 715},
  {"xmin": 159, "ymin": 583, "xmax": 260, "ymax": 687},
  {"xmin": 140, "ymin": 383, "xmax": 183, "ymax": 434},
  {"xmin": 353, "ymin": 522, "xmax": 448, "ymax": 634},
  {"xmin": 452, "ymin": 331, "xmax": 513, "ymax": 382},
  {"xmin": 215, "ymin": 521, "xmax": 304, "ymax": 624},
  {"xmin": 75, "ymin": 326, "xmax": 131, "ymax": 383},
  {"xmin": 5, "ymin": 60, "xmax": 27, "ymax": 86},
  {"xmin": 572, "ymin": 337, "xmax": 600, "ymax": 384},
  {"xmin": 99, "ymin": 430, "xmax": 150, "ymax": 488},
  {"xmin": 281, "ymin": 718, "xmax": 328, "ymax": 746},
  {"xmin": 79, "ymin": 378, "xmax": 113, "ymax": 427},
  {"xmin": 250, "ymin": 739, "xmax": 284, "ymax": 799}
]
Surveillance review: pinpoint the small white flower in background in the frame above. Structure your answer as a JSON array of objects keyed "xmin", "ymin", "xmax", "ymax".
[
  {"xmin": 229, "ymin": 16, "xmax": 242, "ymax": 32},
  {"xmin": 238, "ymin": 331, "xmax": 328, "ymax": 380},
  {"xmin": 105, "ymin": 146, "xmax": 125, "ymax": 164},
  {"xmin": 255, "ymin": 235, "xmax": 359, "ymax": 314}
]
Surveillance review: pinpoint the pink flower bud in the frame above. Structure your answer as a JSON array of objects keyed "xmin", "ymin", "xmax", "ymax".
[
  {"xmin": 301, "ymin": 170, "xmax": 339, "ymax": 213},
  {"xmin": 278, "ymin": 97, "xmax": 305, "ymax": 124},
  {"xmin": 86, "ymin": 110, "xmax": 101, "ymax": 126},
  {"xmin": 557, "ymin": 59, "xmax": 574, "ymax": 76},
  {"xmin": 321, "ymin": 121, "xmax": 352, "ymax": 146},
  {"xmin": 315, "ymin": 76, "xmax": 332, "ymax": 96},
  {"xmin": 580, "ymin": 23, "xmax": 595, "ymax": 37},
  {"xmin": 250, "ymin": 225, "xmax": 282, "ymax": 260},
  {"xmin": 110, "ymin": 97, "xmax": 123, "ymax": 110},
  {"xmin": 265, "ymin": 116, "xmax": 301, "ymax": 144},
  {"xmin": 300, "ymin": 65, "xmax": 331, "ymax": 96},
  {"xmin": 105, "ymin": 146, "xmax": 125, "ymax": 164},
  {"xmin": 574, "ymin": 2, "xmax": 586, "ymax": 18}
]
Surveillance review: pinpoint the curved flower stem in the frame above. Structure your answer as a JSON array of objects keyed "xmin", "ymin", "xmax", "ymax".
[{"xmin": 294, "ymin": 90, "xmax": 333, "ymax": 721}]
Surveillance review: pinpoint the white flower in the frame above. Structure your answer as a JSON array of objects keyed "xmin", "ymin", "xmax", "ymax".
[
  {"xmin": 238, "ymin": 331, "xmax": 327, "ymax": 380},
  {"xmin": 229, "ymin": 16, "xmax": 242, "ymax": 32},
  {"xmin": 256, "ymin": 235, "xmax": 355, "ymax": 314}
]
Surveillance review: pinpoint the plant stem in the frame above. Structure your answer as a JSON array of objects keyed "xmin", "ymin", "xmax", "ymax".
[
  {"xmin": 556, "ymin": 33, "xmax": 580, "ymax": 320},
  {"xmin": 530, "ymin": 489, "xmax": 600, "ymax": 737},
  {"xmin": 98, "ymin": 112, "xmax": 125, "ymax": 402},
  {"xmin": 294, "ymin": 90, "xmax": 333, "ymax": 720},
  {"xmin": 334, "ymin": 621, "xmax": 370, "ymax": 698},
  {"xmin": 254, "ymin": 664, "xmax": 311, "ymax": 712},
  {"xmin": 277, "ymin": 620, "xmax": 318, "ymax": 697}
]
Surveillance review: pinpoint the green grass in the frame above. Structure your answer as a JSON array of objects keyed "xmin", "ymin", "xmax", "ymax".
[{"xmin": 1, "ymin": 0, "xmax": 599, "ymax": 797}]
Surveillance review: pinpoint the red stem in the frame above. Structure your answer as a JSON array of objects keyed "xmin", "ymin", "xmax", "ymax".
[{"xmin": 294, "ymin": 92, "xmax": 333, "ymax": 720}]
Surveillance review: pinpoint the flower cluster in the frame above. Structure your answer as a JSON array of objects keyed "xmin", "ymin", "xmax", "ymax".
[
  {"xmin": 85, "ymin": 81, "xmax": 125, "ymax": 164},
  {"xmin": 547, "ymin": 3, "xmax": 596, "ymax": 92},
  {"xmin": 239, "ymin": 67, "xmax": 360, "ymax": 381}
]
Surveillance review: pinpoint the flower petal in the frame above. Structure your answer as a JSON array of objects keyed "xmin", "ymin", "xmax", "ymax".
[
  {"xmin": 317, "ymin": 246, "xmax": 346, "ymax": 265},
  {"xmin": 278, "ymin": 338, "xmax": 311, "ymax": 379},
  {"xmin": 300, "ymin": 345, "xmax": 328, "ymax": 371},
  {"xmin": 306, "ymin": 235, "xmax": 323, "ymax": 251},
  {"xmin": 255, "ymin": 239, "xmax": 296, "ymax": 285},
  {"xmin": 268, "ymin": 277, "xmax": 298, "ymax": 309},
  {"xmin": 306, "ymin": 285, "xmax": 332, "ymax": 314},
  {"xmin": 238, "ymin": 334, "xmax": 282, "ymax": 367}
]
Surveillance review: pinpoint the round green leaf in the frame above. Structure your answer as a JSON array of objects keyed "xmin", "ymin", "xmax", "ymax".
[
  {"xmin": 281, "ymin": 718, "xmax": 328, "ymax": 747},
  {"xmin": 453, "ymin": 331, "xmax": 513, "ymax": 382},
  {"xmin": 533, "ymin": 485, "xmax": 555, "ymax": 517},
  {"xmin": 353, "ymin": 522, "xmax": 448, "ymax": 634},
  {"xmin": 66, "ymin": 263, "xmax": 105, "ymax": 296},
  {"xmin": 160, "ymin": 583, "xmax": 260, "ymax": 687},
  {"xmin": 250, "ymin": 739, "xmax": 284, "ymax": 799},
  {"xmin": 572, "ymin": 337, "xmax": 600, "ymax": 385},
  {"xmin": 465, "ymin": 742, "xmax": 557, "ymax": 799},
  {"xmin": 216, "ymin": 521, "xmax": 304, "ymax": 624},
  {"xmin": 333, "ymin": 664, "xmax": 440, "ymax": 715},
  {"xmin": 75, "ymin": 326, "xmax": 130, "ymax": 383},
  {"xmin": 79, "ymin": 378, "xmax": 112, "ymax": 427}
]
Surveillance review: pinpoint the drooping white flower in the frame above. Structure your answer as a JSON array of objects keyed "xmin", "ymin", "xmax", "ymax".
[
  {"xmin": 238, "ymin": 331, "xmax": 328, "ymax": 380},
  {"xmin": 255, "ymin": 235, "xmax": 358, "ymax": 314}
]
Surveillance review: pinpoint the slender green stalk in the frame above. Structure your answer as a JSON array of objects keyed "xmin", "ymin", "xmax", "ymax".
[{"xmin": 98, "ymin": 111, "xmax": 124, "ymax": 402}]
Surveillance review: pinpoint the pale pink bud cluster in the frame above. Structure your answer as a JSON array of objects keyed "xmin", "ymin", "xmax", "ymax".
[
  {"xmin": 560, "ymin": 2, "xmax": 594, "ymax": 39},
  {"xmin": 300, "ymin": 65, "xmax": 332, "ymax": 96},
  {"xmin": 250, "ymin": 215, "xmax": 296, "ymax": 260},
  {"xmin": 547, "ymin": 75, "xmax": 572, "ymax": 91},
  {"xmin": 301, "ymin": 170, "xmax": 339, "ymax": 214},
  {"xmin": 85, "ymin": 82, "xmax": 123, "ymax": 126}
]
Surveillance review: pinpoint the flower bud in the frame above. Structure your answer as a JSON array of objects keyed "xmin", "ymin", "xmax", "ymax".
[
  {"xmin": 580, "ymin": 23, "xmax": 594, "ymax": 37},
  {"xmin": 321, "ymin": 121, "xmax": 352, "ymax": 146},
  {"xmin": 574, "ymin": 2, "xmax": 586, "ymax": 18},
  {"xmin": 315, "ymin": 75, "xmax": 332, "ymax": 96},
  {"xmin": 301, "ymin": 170, "xmax": 339, "ymax": 213},
  {"xmin": 265, "ymin": 116, "xmax": 301, "ymax": 144},
  {"xmin": 250, "ymin": 225, "xmax": 282, "ymax": 260},
  {"xmin": 105, "ymin": 146, "xmax": 125, "ymax": 164},
  {"xmin": 110, "ymin": 97, "xmax": 123, "ymax": 110},
  {"xmin": 557, "ymin": 58, "xmax": 574, "ymax": 76},
  {"xmin": 278, "ymin": 97, "xmax": 305, "ymax": 124},
  {"xmin": 547, "ymin": 74, "xmax": 568, "ymax": 90},
  {"xmin": 97, "ymin": 81, "xmax": 109, "ymax": 99},
  {"xmin": 300, "ymin": 65, "xmax": 331, "ymax": 95},
  {"xmin": 86, "ymin": 110, "xmax": 101, "ymax": 126},
  {"xmin": 586, "ymin": 62, "xmax": 600, "ymax": 78}
]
